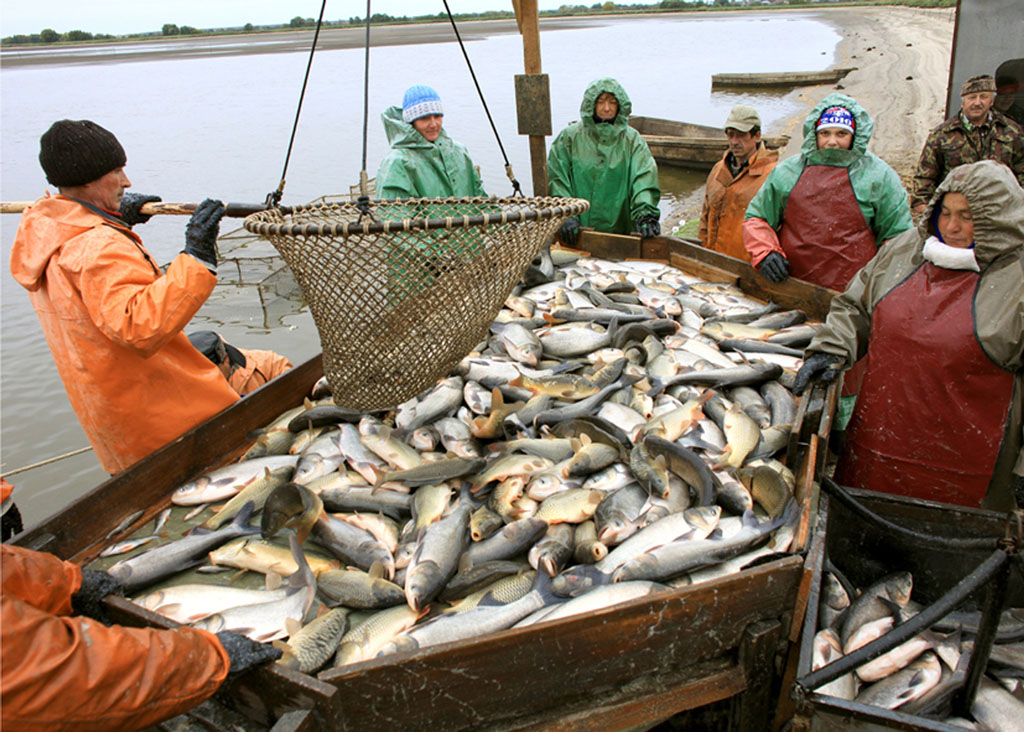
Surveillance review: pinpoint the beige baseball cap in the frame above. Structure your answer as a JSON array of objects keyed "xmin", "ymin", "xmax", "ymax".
[{"xmin": 724, "ymin": 105, "xmax": 761, "ymax": 132}]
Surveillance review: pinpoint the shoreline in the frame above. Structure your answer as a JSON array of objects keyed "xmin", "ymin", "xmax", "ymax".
[{"xmin": 668, "ymin": 5, "xmax": 955, "ymax": 229}]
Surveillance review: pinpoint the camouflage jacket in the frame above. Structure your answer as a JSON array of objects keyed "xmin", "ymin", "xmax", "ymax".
[{"xmin": 911, "ymin": 110, "xmax": 1024, "ymax": 209}]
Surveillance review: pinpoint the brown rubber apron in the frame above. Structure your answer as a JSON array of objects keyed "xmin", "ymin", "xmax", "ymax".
[
  {"xmin": 835, "ymin": 262, "xmax": 1014, "ymax": 506},
  {"xmin": 780, "ymin": 165, "xmax": 878, "ymax": 397}
]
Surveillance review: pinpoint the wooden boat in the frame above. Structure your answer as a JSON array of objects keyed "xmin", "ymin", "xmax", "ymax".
[
  {"xmin": 711, "ymin": 67, "xmax": 856, "ymax": 89},
  {"xmin": 13, "ymin": 233, "xmax": 839, "ymax": 730},
  {"xmin": 628, "ymin": 115, "xmax": 790, "ymax": 170},
  {"xmin": 794, "ymin": 488, "xmax": 1023, "ymax": 731}
]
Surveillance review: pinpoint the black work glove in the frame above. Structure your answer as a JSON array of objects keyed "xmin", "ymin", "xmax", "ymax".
[
  {"xmin": 183, "ymin": 198, "xmax": 226, "ymax": 272},
  {"xmin": 793, "ymin": 352, "xmax": 844, "ymax": 395},
  {"xmin": 1, "ymin": 502, "xmax": 23, "ymax": 542},
  {"xmin": 761, "ymin": 253, "xmax": 790, "ymax": 284},
  {"xmin": 759, "ymin": 252, "xmax": 790, "ymax": 283},
  {"xmin": 558, "ymin": 217, "xmax": 580, "ymax": 248},
  {"xmin": 71, "ymin": 569, "xmax": 125, "ymax": 626},
  {"xmin": 216, "ymin": 631, "xmax": 283, "ymax": 678},
  {"xmin": 635, "ymin": 214, "xmax": 661, "ymax": 239},
  {"xmin": 118, "ymin": 193, "xmax": 162, "ymax": 228}
]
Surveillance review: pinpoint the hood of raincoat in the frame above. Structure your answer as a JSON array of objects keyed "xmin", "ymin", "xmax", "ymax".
[
  {"xmin": 800, "ymin": 93, "xmax": 873, "ymax": 167},
  {"xmin": 579, "ymin": 78, "xmax": 632, "ymax": 144},
  {"xmin": 10, "ymin": 195, "xmax": 134, "ymax": 292},
  {"xmin": 381, "ymin": 105, "xmax": 453, "ymax": 150},
  {"xmin": 921, "ymin": 159, "xmax": 1024, "ymax": 269}
]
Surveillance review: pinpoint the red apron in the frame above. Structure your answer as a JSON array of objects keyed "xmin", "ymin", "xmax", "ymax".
[
  {"xmin": 781, "ymin": 165, "xmax": 878, "ymax": 397},
  {"xmin": 835, "ymin": 262, "xmax": 1014, "ymax": 506}
]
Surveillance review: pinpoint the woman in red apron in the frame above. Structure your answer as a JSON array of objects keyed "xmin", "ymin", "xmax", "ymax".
[
  {"xmin": 793, "ymin": 160, "xmax": 1024, "ymax": 510},
  {"xmin": 743, "ymin": 94, "xmax": 914, "ymax": 429}
]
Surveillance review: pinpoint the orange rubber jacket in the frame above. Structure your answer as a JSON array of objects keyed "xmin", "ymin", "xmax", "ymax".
[
  {"xmin": 699, "ymin": 143, "xmax": 778, "ymax": 260},
  {"xmin": 9, "ymin": 195, "xmax": 239, "ymax": 473},
  {"xmin": 229, "ymin": 348, "xmax": 294, "ymax": 396},
  {"xmin": 0, "ymin": 544, "xmax": 229, "ymax": 732}
]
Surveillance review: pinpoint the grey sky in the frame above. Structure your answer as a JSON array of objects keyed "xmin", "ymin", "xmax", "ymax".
[{"xmin": 0, "ymin": 1, "xmax": 571, "ymax": 37}]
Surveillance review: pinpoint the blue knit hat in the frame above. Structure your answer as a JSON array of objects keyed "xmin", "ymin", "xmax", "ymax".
[
  {"xmin": 402, "ymin": 85, "xmax": 444, "ymax": 123},
  {"xmin": 816, "ymin": 106, "xmax": 855, "ymax": 134}
]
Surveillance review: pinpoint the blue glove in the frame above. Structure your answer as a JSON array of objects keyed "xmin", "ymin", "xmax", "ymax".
[
  {"xmin": 759, "ymin": 252, "xmax": 790, "ymax": 283},
  {"xmin": 635, "ymin": 214, "xmax": 661, "ymax": 239},
  {"xmin": 119, "ymin": 193, "xmax": 161, "ymax": 228},
  {"xmin": 793, "ymin": 352, "xmax": 843, "ymax": 394},
  {"xmin": 558, "ymin": 217, "xmax": 580, "ymax": 248}
]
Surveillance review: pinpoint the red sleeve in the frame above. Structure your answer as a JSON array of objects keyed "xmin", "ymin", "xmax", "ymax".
[{"xmin": 742, "ymin": 216, "xmax": 785, "ymax": 267}]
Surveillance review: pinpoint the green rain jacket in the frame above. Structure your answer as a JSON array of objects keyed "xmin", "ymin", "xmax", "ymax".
[
  {"xmin": 805, "ymin": 161, "xmax": 1024, "ymax": 510},
  {"xmin": 547, "ymin": 78, "xmax": 661, "ymax": 234},
  {"xmin": 744, "ymin": 94, "xmax": 912, "ymax": 266},
  {"xmin": 376, "ymin": 106, "xmax": 486, "ymax": 200}
]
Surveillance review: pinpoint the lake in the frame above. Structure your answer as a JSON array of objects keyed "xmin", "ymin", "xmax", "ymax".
[{"xmin": 0, "ymin": 11, "xmax": 839, "ymax": 527}]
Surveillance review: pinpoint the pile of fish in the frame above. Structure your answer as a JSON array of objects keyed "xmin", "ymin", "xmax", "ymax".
[
  {"xmin": 811, "ymin": 569, "xmax": 1024, "ymax": 730},
  {"xmin": 95, "ymin": 250, "xmax": 814, "ymax": 678}
]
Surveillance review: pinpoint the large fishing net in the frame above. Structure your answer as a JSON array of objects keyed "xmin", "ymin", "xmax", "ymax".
[{"xmin": 244, "ymin": 196, "xmax": 588, "ymax": 411}]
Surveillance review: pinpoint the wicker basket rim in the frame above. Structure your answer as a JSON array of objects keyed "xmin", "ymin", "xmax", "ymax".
[{"xmin": 242, "ymin": 196, "xmax": 590, "ymax": 238}]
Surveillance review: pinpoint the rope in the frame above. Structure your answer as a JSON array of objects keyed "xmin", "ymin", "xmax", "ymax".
[
  {"xmin": 356, "ymin": 0, "xmax": 376, "ymax": 222},
  {"xmin": 1, "ymin": 446, "xmax": 94, "ymax": 478},
  {"xmin": 265, "ymin": 0, "xmax": 329, "ymax": 209},
  {"xmin": 442, "ymin": 0, "xmax": 523, "ymax": 196}
]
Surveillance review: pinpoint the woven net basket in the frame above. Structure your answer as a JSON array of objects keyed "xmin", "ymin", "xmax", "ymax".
[{"xmin": 244, "ymin": 196, "xmax": 589, "ymax": 411}]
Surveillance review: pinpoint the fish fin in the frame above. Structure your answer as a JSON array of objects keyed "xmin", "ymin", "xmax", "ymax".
[
  {"xmin": 266, "ymin": 572, "xmax": 283, "ymax": 590},
  {"xmin": 368, "ymin": 561, "xmax": 385, "ymax": 579},
  {"xmin": 284, "ymin": 618, "xmax": 303, "ymax": 638}
]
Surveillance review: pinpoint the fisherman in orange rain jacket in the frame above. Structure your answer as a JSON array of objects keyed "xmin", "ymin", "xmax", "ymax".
[
  {"xmin": 699, "ymin": 105, "xmax": 779, "ymax": 260},
  {"xmin": 188, "ymin": 330, "xmax": 294, "ymax": 397},
  {"xmin": 9, "ymin": 120, "xmax": 240, "ymax": 474},
  {"xmin": 1, "ymin": 543, "xmax": 280, "ymax": 732}
]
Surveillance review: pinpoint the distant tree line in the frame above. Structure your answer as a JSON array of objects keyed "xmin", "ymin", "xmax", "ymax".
[{"xmin": 4, "ymin": 28, "xmax": 115, "ymax": 45}]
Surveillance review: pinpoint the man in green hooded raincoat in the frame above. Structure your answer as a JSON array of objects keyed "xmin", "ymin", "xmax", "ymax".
[
  {"xmin": 375, "ymin": 85, "xmax": 487, "ymax": 302},
  {"xmin": 547, "ymin": 78, "xmax": 661, "ymax": 246},
  {"xmin": 743, "ymin": 93, "xmax": 913, "ymax": 431},
  {"xmin": 377, "ymin": 85, "xmax": 486, "ymax": 200},
  {"xmin": 743, "ymin": 93, "xmax": 912, "ymax": 291}
]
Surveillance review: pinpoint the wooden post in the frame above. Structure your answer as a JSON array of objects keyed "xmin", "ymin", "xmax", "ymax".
[{"xmin": 514, "ymin": 0, "xmax": 549, "ymax": 196}]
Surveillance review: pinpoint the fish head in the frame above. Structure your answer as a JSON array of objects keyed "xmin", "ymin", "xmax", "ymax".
[
  {"xmin": 884, "ymin": 571, "xmax": 914, "ymax": 607},
  {"xmin": 684, "ymin": 505, "xmax": 723, "ymax": 533},
  {"xmin": 597, "ymin": 518, "xmax": 630, "ymax": 545},
  {"xmin": 171, "ymin": 476, "xmax": 211, "ymax": 504},
  {"xmin": 551, "ymin": 564, "xmax": 607, "ymax": 597},
  {"xmin": 261, "ymin": 482, "xmax": 324, "ymax": 543}
]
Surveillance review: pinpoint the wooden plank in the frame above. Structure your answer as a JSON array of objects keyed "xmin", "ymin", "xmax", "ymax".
[
  {"xmin": 577, "ymin": 229, "xmax": 641, "ymax": 259},
  {"xmin": 668, "ymin": 253, "xmax": 740, "ymax": 285},
  {"xmin": 732, "ymin": 619, "xmax": 784, "ymax": 731},
  {"xmin": 509, "ymin": 658, "xmax": 744, "ymax": 732},
  {"xmin": 317, "ymin": 558, "xmax": 802, "ymax": 730}
]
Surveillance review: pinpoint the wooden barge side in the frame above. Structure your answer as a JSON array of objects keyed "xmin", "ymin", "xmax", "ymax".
[{"xmin": 13, "ymin": 233, "xmax": 839, "ymax": 730}]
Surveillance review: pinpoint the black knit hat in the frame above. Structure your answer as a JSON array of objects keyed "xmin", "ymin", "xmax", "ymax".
[{"xmin": 39, "ymin": 119, "xmax": 127, "ymax": 188}]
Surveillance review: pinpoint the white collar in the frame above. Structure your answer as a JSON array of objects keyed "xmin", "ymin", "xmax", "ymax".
[{"xmin": 922, "ymin": 235, "xmax": 979, "ymax": 272}]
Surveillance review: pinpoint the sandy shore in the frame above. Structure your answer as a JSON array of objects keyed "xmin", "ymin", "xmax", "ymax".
[{"xmin": 668, "ymin": 5, "xmax": 956, "ymax": 227}]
